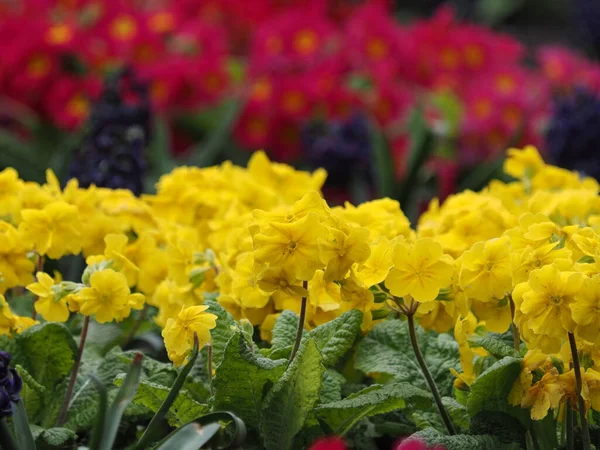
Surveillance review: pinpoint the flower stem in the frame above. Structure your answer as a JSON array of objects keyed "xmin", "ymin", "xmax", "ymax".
[
  {"xmin": 57, "ymin": 316, "xmax": 90, "ymax": 426},
  {"xmin": 567, "ymin": 332, "xmax": 591, "ymax": 450},
  {"xmin": 407, "ymin": 312, "xmax": 456, "ymax": 435},
  {"xmin": 288, "ymin": 280, "xmax": 308, "ymax": 365},
  {"xmin": 508, "ymin": 295, "xmax": 520, "ymax": 352},
  {"xmin": 0, "ymin": 418, "xmax": 18, "ymax": 450},
  {"xmin": 566, "ymin": 400, "xmax": 575, "ymax": 450}
]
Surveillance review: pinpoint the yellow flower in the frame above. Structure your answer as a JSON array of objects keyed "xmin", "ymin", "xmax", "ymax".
[
  {"xmin": 0, "ymin": 294, "xmax": 16, "ymax": 336},
  {"xmin": 354, "ymin": 237, "xmax": 395, "ymax": 287},
  {"xmin": 76, "ymin": 269, "xmax": 144, "ymax": 323},
  {"xmin": 385, "ymin": 238, "xmax": 453, "ymax": 302},
  {"xmin": 19, "ymin": 201, "xmax": 82, "ymax": 259},
  {"xmin": 510, "ymin": 242, "xmax": 572, "ymax": 285},
  {"xmin": 520, "ymin": 264, "xmax": 583, "ymax": 338},
  {"xmin": 471, "ymin": 297, "xmax": 513, "ymax": 333},
  {"xmin": 27, "ymin": 272, "xmax": 69, "ymax": 322},
  {"xmin": 459, "ymin": 236, "xmax": 512, "ymax": 302},
  {"xmin": 255, "ymin": 266, "xmax": 307, "ymax": 299},
  {"xmin": 86, "ymin": 234, "xmax": 139, "ymax": 287},
  {"xmin": 503, "ymin": 145, "xmax": 545, "ymax": 180},
  {"xmin": 162, "ymin": 305, "xmax": 217, "ymax": 366},
  {"xmin": 318, "ymin": 226, "xmax": 371, "ymax": 282},
  {"xmin": 0, "ymin": 222, "xmax": 35, "ymax": 293},
  {"xmin": 572, "ymin": 277, "xmax": 600, "ymax": 345},
  {"xmin": 585, "ymin": 369, "xmax": 600, "ymax": 412},
  {"xmin": 521, "ymin": 369, "xmax": 564, "ymax": 420},
  {"xmin": 253, "ymin": 212, "xmax": 326, "ymax": 281}
]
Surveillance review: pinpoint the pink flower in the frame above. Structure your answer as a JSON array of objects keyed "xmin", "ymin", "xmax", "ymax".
[{"xmin": 309, "ymin": 436, "xmax": 347, "ymax": 450}]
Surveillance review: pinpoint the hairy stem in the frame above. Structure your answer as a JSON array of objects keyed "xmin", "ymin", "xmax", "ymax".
[
  {"xmin": 508, "ymin": 295, "xmax": 520, "ymax": 352},
  {"xmin": 568, "ymin": 332, "xmax": 591, "ymax": 450},
  {"xmin": 289, "ymin": 280, "xmax": 308, "ymax": 365},
  {"xmin": 407, "ymin": 313, "xmax": 456, "ymax": 435},
  {"xmin": 57, "ymin": 316, "xmax": 90, "ymax": 426}
]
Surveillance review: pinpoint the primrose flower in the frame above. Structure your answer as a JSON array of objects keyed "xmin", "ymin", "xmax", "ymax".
[
  {"xmin": 318, "ymin": 225, "xmax": 371, "ymax": 282},
  {"xmin": 520, "ymin": 369, "xmax": 564, "ymax": 420},
  {"xmin": 76, "ymin": 269, "xmax": 145, "ymax": 323},
  {"xmin": 162, "ymin": 305, "xmax": 218, "ymax": 366},
  {"xmin": 19, "ymin": 201, "xmax": 82, "ymax": 259},
  {"xmin": 384, "ymin": 238, "xmax": 453, "ymax": 302},
  {"xmin": 503, "ymin": 145, "xmax": 545, "ymax": 180},
  {"xmin": 27, "ymin": 272, "xmax": 70, "ymax": 322}
]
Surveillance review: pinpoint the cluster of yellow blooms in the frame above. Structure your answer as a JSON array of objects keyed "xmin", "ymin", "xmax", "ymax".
[{"xmin": 4, "ymin": 146, "xmax": 600, "ymax": 422}]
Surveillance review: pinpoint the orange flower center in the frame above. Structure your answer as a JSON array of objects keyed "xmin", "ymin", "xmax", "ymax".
[
  {"xmin": 46, "ymin": 24, "xmax": 74, "ymax": 45},
  {"xmin": 110, "ymin": 15, "xmax": 138, "ymax": 41},
  {"xmin": 294, "ymin": 29, "xmax": 319, "ymax": 56}
]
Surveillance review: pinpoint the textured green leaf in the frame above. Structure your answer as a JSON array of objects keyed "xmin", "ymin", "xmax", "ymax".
[
  {"xmin": 469, "ymin": 410, "xmax": 526, "ymax": 448},
  {"xmin": 205, "ymin": 300, "xmax": 238, "ymax": 367},
  {"xmin": 355, "ymin": 319, "xmax": 460, "ymax": 396},
  {"xmin": 115, "ymin": 376, "xmax": 208, "ymax": 427},
  {"xmin": 319, "ymin": 370, "xmax": 346, "ymax": 405},
  {"xmin": 467, "ymin": 356, "xmax": 521, "ymax": 416},
  {"xmin": 35, "ymin": 427, "xmax": 77, "ymax": 447},
  {"xmin": 16, "ymin": 365, "xmax": 44, "ymax": 421},
  {"xmin": 308, "ymin": 309, "xmax": 363, "ymax": 367},
  {"xmin": 401, "ymin": 428, "xmax": 522, "ymax": 450},
  {"xmin": 271, "ymin": 310, "xmax": 300, "ymax": 349},
  {"xmin": 468, "ymin": 336, "xmax": 520, "ymax": 359},
  {"xmin": 213, "ymin": 333, "xmax": 286, "ymax": 429},
  {"xmin": 260, "ymin": 339, "xmax": 325, "ymax": 450},
  {"xmin": 11, "ymin": 323, "xmax": 77, "ymax": 390},
  {"xmin": 316, "ymin": 383, "xmax": 431, "ymax": 435},
  {"xmin": 442, "ymin": 397, "xmax": 470, "ymax": 431}
]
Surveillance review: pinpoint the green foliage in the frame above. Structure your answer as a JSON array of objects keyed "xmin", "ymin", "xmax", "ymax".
[
  {"xmin": 466, "ymin": 356, "xmax": 521, "ymax": 417},
  {"xmin": 319, "ymin": 370, "xmax": 346, "ymax": 405},
  {"xmin": 355, "ymin": 319, "xmax": 460, "ymax": 396},
  {"xmin": 260, "ymin": 339, "xmax": 325, "ymax": 450},
  {"xmin": 213, "ymin": 332, "xmax": 286, "ymax": 429},
  {"xmin": 271, "ymin": 311, "xmax": 300, "ymax": 349},
  {"xmin": 406, "ymin": 428, "xmax": 522, "ymax": 450},
  {"xmin": 308, "ymin": 310, "xmax": 363, "ymax": 367},
  {"xmin": 204, "ymin": 300, "xmax": 238, "ymax": 367},
  {"xmin": 31, "ymin": 426, "xmax": 77, "ymax": 449},
  {"xmin": 115, "ymin": 376, "xmax": 208, "ymax": 427},
  {"xmin": 469, "ymin": 410, "xmax": 527, "ymax": 447},
  {"xmin": 468, "ymin": 335, "xmax": 520, "ymax": 359},
  {"xmin": 316, "ymin": 383, "xmax": 431, "ymax": 435}
]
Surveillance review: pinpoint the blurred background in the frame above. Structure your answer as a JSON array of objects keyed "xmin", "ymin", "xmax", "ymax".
[{"xmin": 1, "ymin": 0, "xmax": 599, "ymax": 220}]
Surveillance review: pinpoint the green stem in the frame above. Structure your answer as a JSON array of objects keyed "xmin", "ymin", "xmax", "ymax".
[
  {"xmin": 566, "ymin": 401, "xmax": 575, "ymax": 450},
  {"xmin": 0, "ymin": 418, "xmax": 18, "ymax": 450},
  {"xmin": 407, "ymin": 313, "xmax": 456, "ymax": 435},
  {"xmin": 568, "ymin": 332, "xmax": 591, "ymax": 450},
  {"xmin": 57, "ymin": 315, "xmax": 90, "ymax": 426},
  {"xmin": 508, "ymin": 295, "xmax": 520, "ymax": 352},
  {"xmin": 288, "ymin": 281, "xmax": 308, "ymax": 365}
]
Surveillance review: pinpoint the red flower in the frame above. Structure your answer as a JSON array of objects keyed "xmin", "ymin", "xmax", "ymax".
[
  {"xmin": 309, "ymin": 436, "xmax": 347, "ymax": 450},
  {"xmin": 42, "ymin": 76, "xmax": 100, "ymax": 130}
]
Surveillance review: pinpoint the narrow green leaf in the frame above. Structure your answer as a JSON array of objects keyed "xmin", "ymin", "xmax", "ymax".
[
  {"xmin": 316, "ymin": 383, "xmax": 431, "ymax": 436},
  {"xmin": 89, "ymin": 375, "xmax": 107, "ymax": 450},
  {"xmin": 308, "ymin": 309, "xmax": 363, "ymax": 367},
  {"xmin": 13, "ymin": 400, "xmax": 36, "ymax": 450},
  {"xmin": 260, "ymin": 339, "xmax": 325, "ymax": 450},
  {"xmin": 98, "ymin": 353, "xmax": 143, "ymax": 450},
  {"xmin": 133, "ymin": 336, "xmax": 200, "ymax": 449},
  {"xmin": 213, "ymin": 333, "xmax": 286, "ymax": 428},
  {"xmin": 155, "ymin": 422, "xmax": 221, "ymax": 450}
]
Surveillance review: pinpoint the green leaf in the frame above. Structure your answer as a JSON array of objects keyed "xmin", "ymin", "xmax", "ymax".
[
  {"xmin": 468, "ymin": 336, "xmax": 520, "ymax": 359},
  {"xmin": 402, "ymin": 428, "xmax": 522, "ymax": 450},
  {"xmin": 213, "ymin": 333, "xmax": 286, "ymax": 429},
  {"xmin": 99, "ymin": 353, "xmax": 143, "ymax": 450},
  {"xmin": 355, "ymin": 319, "xmax": 460, "ymax": 396},
  {"xmin": 316, "ymin": 383, "xmax": 431, "ymax": 436},
  {"xmin": 155, "ymin": 422, "xmax": 221, "ymax": 450},
  {"xmin": 466, "ymin": 356, "xmax": 521, "ymax": 417},
  {"xmin": 16, "ymin": 365, "xmax": 45, "ymax": 421},
  {"xmin": 116, "ymin": 377, "xmax": 208, "ymax": 428},
  {"xmin": 260, "ymin": 339, "xmax": 325, "ymax": 450},
  {"xmin": 204, "ymin": 300, "xmax": 238, "ymax": 367},
  {"xmin": 13, "ymin": 399, "xmax": 36, "ymax": 450},
  {"xmin": 442, "ymin": 397, "xmax": 470, "ymax": 432},
  {"xmin": 308, "ymin": 309, "xmax": 363, "ymax": 367},
  {"xmin": 34, "ymin": 427, "xmax": 77, "ymax": 447},
  {"xmin": 319, "ymin": 370, "xmax": 346, "ymax": 405},
  {"xmin": 369, "ymin": 120, "xmax": 395, "ymax": 199},
  {"xmin": 469, "ymin": 410, "xmax": 526, "ymax": 448},
  {"xmin": 271, "ymin": 310, "xmax": 300, "ymax": 350},
  {"xmin": 11, "ymin": 323, "xmax": 77, "ymax": 391}
]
